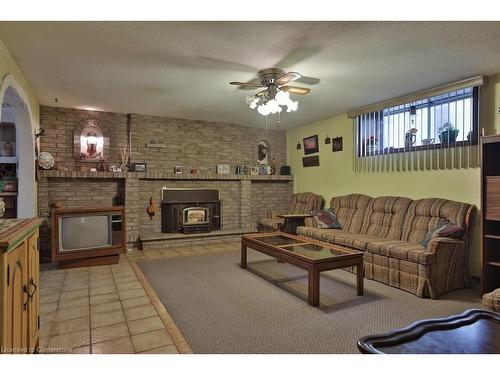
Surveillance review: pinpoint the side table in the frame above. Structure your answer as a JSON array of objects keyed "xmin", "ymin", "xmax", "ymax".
[{"xmin": 277, "ymin": 213, "xmax": 313, "ymax": 234}]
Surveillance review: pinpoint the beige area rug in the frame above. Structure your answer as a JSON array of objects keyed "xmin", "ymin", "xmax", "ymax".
[{"xmin": 138, "ymin": 249, "xmax": 482, "ymax": 353}]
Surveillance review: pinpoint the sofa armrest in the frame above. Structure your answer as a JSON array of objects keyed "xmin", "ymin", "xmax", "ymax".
[
  {"xmin": 303, "ymin": 217, "xmax": 318, "ymax": 227},
  {"xmin": 267, "ymin": 209, "xmax": 289, "ymax": 218},
  {"xmin": 425, "ymin": 236, "xmax": 465, "ymax": 253}
]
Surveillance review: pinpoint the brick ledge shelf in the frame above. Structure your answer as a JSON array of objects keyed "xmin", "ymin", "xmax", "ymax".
[
  {"xmin": 139, "ymin": 228, "xmax": 255, "ymax": 250},
  {"xmin": 39, "ymin": 170, "xmax": 293, "ymax": 181}
]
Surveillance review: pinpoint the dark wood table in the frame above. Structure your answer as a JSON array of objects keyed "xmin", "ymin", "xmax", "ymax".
[
  {"xmin": 241, "ymin": 232, "xmax": 364, "ymax": 307},
  {"xmin": 277, "ymin": 213, "xmax": 313, "ymax": 234},
  {"xmin": 357, "ymin": 309, "xmax": 500, "ymax": 354}
]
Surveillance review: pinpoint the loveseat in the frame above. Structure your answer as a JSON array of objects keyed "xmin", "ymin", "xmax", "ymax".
[{"xmin": 297, "ymin": 194, "xmax": 476, "ymax": 298}]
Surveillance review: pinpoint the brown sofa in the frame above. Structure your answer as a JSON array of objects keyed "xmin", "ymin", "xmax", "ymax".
[
  {"xmin": 257, "ymin": 192, "xmax": 324, "ymax": 232},
  {"xmin": 297, "ymin": 194, "xmax": 476, "ymax": 298}
]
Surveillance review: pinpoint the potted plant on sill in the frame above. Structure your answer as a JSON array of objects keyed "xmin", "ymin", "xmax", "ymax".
[{"xmin": 439, "ymin": 122, "xmax": 460, "ymax": 146}]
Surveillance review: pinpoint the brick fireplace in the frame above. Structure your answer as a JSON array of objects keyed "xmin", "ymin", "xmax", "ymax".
[{"xmin": 36, "ymin": 106, "xmax": 293, "ymax": 259}]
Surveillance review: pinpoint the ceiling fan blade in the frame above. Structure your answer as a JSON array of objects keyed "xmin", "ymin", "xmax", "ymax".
[
  {"xmin": 274, "ymin": 47, "xmax": 321, "ymax": 70},
  {"xmin": 230, "ymin": 81, "xmax": 264, "ymax": 90},
  {"xmin": 276, "ymin": 72, "xmax": 301, "ymax": 85},
  {"xmin": 282, "ymin": 86, "xmax": 311, "ymax": 95},
  {"xmin": 297, "ymin": 76, "xmax": 320, "ymax": 85}
]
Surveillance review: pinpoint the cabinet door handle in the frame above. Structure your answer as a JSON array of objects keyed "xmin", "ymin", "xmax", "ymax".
[
  {"xmin": 23, "ymin": 285, "xmax": 31, "ymax": 309},
  {"xmin": 29, "ymin": 278, "xmax": 38, "ymax": 298}
]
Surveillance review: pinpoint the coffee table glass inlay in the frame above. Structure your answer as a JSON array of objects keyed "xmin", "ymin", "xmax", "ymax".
[{"xmin": 241, "ymin": 232, "xmax": 364, "ymax": 307}]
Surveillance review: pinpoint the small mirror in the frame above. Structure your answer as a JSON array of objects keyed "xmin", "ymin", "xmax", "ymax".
[{"xmin": 257, "ymin": 140, "xmax": 269, "ymax": 165}]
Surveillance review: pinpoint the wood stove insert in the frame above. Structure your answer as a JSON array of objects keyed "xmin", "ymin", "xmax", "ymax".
[{"xmin": 161, "ymin": 188, "xmax": 222, "ymax": 234}]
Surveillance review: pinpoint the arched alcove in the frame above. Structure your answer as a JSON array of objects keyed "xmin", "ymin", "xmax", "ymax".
[{"xmin": 0, "ymin": 75, "xmax": 36, "ymax": 218}]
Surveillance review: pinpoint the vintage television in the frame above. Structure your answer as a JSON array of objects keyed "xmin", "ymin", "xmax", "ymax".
[{"xmin": 52, "ymin": 206, "xmax": 126, "ymax": 268}]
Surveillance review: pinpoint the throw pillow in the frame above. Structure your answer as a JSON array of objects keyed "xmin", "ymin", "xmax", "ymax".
[
  {"xmin": 313, "ymin": 208, "xmax": 342, "ymax": 229},
  {"xmin": 421, "ymin": 219, "xmax": 464, "ymax": 247}
]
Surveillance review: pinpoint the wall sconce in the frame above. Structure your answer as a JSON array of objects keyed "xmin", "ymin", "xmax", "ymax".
[
  {"xmin": 325, "ymin": 135, "xmax": 331, "ymax": 144},
  {"xmin": 296, "ymin": 142, "xmax": 301, "ymax": 150}
]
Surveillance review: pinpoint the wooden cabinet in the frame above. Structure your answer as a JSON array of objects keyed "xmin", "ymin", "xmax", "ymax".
[
  {"xmin": 27, "ymin": 231, "xmax": 40, "ymax": 352},
  {"xmin": 481, "ymin": 135, "xmax": 500, "ymax": 294},
  {"xmin": 0, "ymin": 219, "xmax": 43, "ymax": 354}
]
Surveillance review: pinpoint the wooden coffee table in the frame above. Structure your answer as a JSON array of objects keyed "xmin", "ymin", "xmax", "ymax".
[{"xmin": 241, "ymin": 232, "xmax": 364, "ymax": 307}]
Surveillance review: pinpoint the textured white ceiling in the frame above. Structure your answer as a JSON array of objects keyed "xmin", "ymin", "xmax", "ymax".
[{"xmin": 0, "ymin": 21, "xmax": 499, "ymax": 128}]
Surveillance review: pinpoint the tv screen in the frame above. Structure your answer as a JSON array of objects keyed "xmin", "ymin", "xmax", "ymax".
[{"xmin": 59, "ymin": 215, "xmax": 111, "ymax": 252}]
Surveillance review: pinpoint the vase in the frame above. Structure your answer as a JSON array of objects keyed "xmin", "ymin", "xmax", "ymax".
[
  {"xmin": 2, "ymin": 142, "xmax": 14, "ymax": 157},
  {"xmin": 405, "ymin": 132, "xmax": 416, "ymax": 149}
]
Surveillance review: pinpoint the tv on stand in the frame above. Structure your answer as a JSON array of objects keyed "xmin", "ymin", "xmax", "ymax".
[{"xmin": 51, "ymin": 206, "xmax": 126, "ymax": 268}]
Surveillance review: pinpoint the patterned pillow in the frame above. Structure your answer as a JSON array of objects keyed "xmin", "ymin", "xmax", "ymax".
[
  {"xmin": 421, "ymin": 219, "xmax": 464, "ymax": 247},
  {"xmin": 313, "ymin": 208, "xmax": 342, "ymax": 229}
]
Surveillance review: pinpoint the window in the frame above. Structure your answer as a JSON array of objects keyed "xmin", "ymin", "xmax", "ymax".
[{"xmin": 356, "ymin": 86, "xmax": 479, "ymax": 157}]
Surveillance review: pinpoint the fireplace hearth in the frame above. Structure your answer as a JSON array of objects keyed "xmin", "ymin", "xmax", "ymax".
[{"xmin": 161, "ymin": 188, "xmax": 221, "ymax": 234}]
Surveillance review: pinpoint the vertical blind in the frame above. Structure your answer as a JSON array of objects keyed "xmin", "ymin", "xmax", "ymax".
[{"xmin": 349, "ymin": 77, "xmax": 483, "ymax": 173}]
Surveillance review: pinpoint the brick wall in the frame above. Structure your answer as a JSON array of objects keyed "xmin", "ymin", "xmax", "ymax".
[
  {"xmin": 40, "ymin": 107, "xmax": 287, "ymax": 173},
  {"xmin": 38, "ymin": 106, "xmax": 293, "ymax": 256},
  {"xmin": 250, "ymin": 181, "xmax": 294, "ymax": 223},
  {"xmin": 39, "ymin": 107, "xmax": 128, "ymax": 171}
]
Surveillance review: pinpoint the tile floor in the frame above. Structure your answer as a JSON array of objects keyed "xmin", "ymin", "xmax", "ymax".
[{"xmin": 39, "ymin": 240, "xmax": 241, "ymax": 354}]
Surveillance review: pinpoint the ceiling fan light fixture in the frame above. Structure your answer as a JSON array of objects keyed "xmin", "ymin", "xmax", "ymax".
[
  {"xmin": 257, "ymin": 104, "xmax": 270, "ymax": 116},
  {"xmin": 266, "ymin": 99, "xmax": 280, "ymax": 114},
  {"xmin": 275, "ymin": 90, "xmax": 290, "ymax": 106},
  {"xmin": 286, "ymin": 100, "xmax": 298, "ymax": 112}
]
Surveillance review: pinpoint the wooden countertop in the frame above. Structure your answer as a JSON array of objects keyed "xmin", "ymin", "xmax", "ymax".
[
  {"xmin": 0, "ymin": 218, "xmax": 44, "ymax": 253},
  {"xmin": 0, "ymin": 192, "xmax": 18, "ymax": 197}
]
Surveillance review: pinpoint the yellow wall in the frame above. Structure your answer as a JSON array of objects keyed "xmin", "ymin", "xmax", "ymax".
[
  {"xmin": 0, "ymin": 40, "xmax": 39, "ymax": 125},
  {"xmin": 287, "ymin": 76, "xmax": 500, "ymax": 277},
  {"xmin": 0, "ymin": 39, "xmax": 40, "ymax": 217}
]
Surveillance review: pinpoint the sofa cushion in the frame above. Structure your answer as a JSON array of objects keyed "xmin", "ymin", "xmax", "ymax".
[
  {"xmin": 360, "ymin": 196, "xmax": 412, "ymax": 240},
  {"xmin": 297, "ymin": 226, "xmax": 379, "ymax": 251},
  {"xmin": 257, "ymin": 217, "xmax": 284, "ymax": 230},
  {"xmin": 421, "ymin": 218, "xmax": 465, "ymax": 247},
  {"xmin": 365, "ymin": 239, "xmax": 434, "ymax": 264},
  {"xmin": 330, "ymin": 194, "xmax": 371, "ymax": 233},
  {"xmin": 402, "ymin": 198, "xmax": 472, "ymax": 243},
  {"xmin": 313, "ymin": 208, "xmax": 342, "ymax": 229},
  {"xmin": 297, "ymin": 226, "xmax": 342, "ymax": 242}
]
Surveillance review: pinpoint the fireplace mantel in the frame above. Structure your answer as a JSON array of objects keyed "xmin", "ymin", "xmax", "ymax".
[{"xmin": 39, "ymin": 170, "xmax": 293, "ymax": 181}]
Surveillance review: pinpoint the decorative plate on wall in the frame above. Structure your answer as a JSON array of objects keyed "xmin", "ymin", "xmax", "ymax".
[{"xmin": 38, "ymin": 152, "xmax": 55, "ymax": 169}]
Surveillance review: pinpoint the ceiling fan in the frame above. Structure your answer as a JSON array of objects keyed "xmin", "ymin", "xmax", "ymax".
[
  {"xmin": 230, "ymin": 68, "xmax": 312, "ymax": 95},
  {"xmin": 230, "ymin": 68, "xmax": 316, "ymax": 116}
]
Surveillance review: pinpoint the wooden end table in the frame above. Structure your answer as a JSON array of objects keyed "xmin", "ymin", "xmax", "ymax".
[
  {"xmin": 357, "ymin": 309, "xmax": 500, "ymax": 354},
  {"xmin": 277, "ymin": 213, "xmax": 313, "ymax": 234},
  {"xmin": 241, "ymin": 232, "xmax": 364, "ymax": 307}
]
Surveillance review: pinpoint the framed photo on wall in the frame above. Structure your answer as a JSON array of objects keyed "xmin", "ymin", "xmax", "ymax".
[{"xmin": 303, "ymin": 135, "xmax": 319, "ymax": 155}]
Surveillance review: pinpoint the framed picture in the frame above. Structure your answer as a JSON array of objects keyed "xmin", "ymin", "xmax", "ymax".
[
  {"xmin": 332, "ymin": 137, "xmax": 343, "ymax": 152},
  {"xmin": 302, "ymin": 155, "xmax": 320, "ymax": 167},
  {"xmin": 131, "ymin": 163, "xmax": 147, "ymax": 172},
  {"xmin": 250, "ymin": 167, "xmax": 259, "ymax": 175},
  {"xmin": 303, "ymin": 135, "xmax": 319, "ymax": 155},
  {"xmin": 174, "ymin": 166, "xmax": 183, "ymax": 174},
  {"xmin": 216, "ymin": 164, "xmax": 230, "ymax": 174}
]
